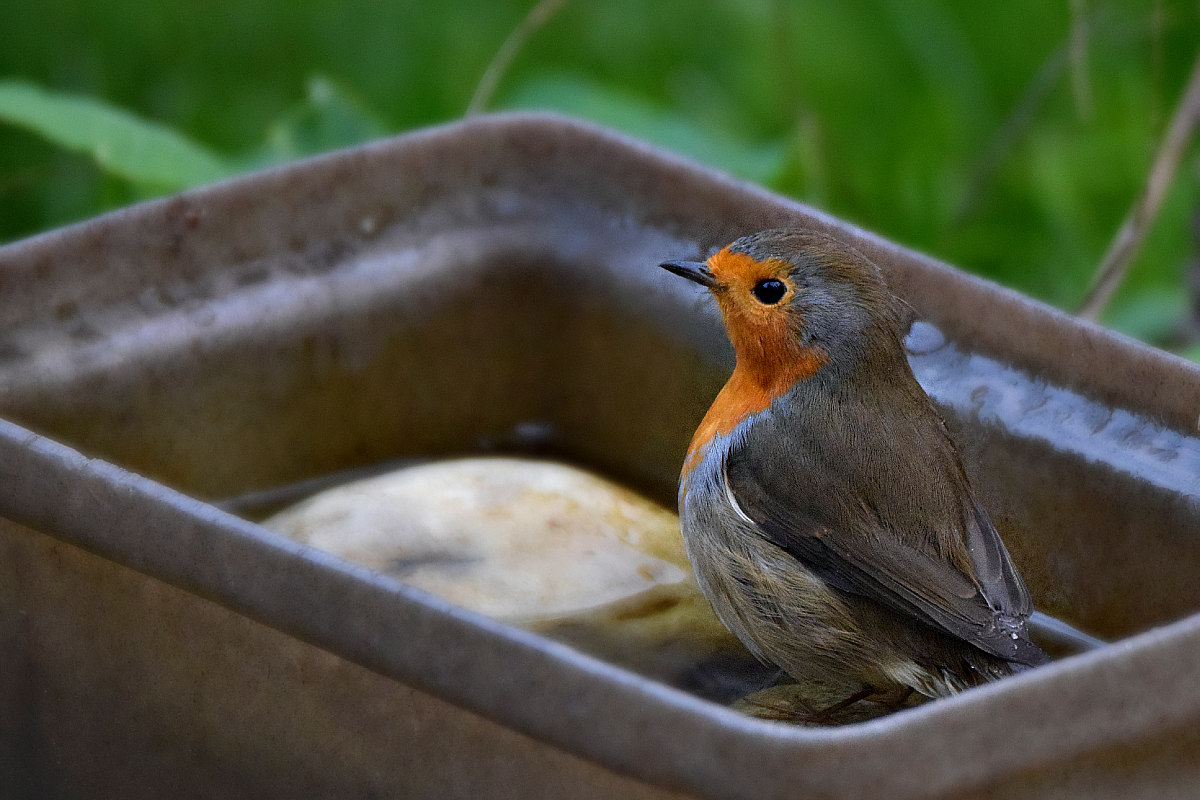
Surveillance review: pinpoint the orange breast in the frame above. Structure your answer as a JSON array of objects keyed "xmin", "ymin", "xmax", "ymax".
[
  {"xmin": 681, "ymin": 244, "xmax": 829, "ymax": 476},
  {"xmin": 683, "ymin": 345, "xmax": 827, "ymax": 475}
]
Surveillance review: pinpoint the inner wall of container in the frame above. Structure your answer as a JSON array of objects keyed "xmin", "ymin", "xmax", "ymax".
[
  {"xmin": 1, "ymin": 207, "xmax": 1197, "ymax": 647},
  {"xmin": 0, "ymin": 214, "xmax": 711, "ymax": 500}
]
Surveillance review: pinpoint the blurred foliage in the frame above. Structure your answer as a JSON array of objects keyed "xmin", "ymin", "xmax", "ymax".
[
  {"xmin": 0, "ymin": 0, "xmax": 1197, "ymax": 350},
  {"xmin": 0, "ymin": 79, "xmax": 232, "ymax": 190}
]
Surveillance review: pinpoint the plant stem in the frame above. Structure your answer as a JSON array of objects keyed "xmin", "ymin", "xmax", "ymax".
[
  {"xmin": 1078, "ymin": 48, "xmax": 1200, "ymax": 321},
  {"xmin": 466, "ymin": 0, "xmax": 567, "ymax": 117}
]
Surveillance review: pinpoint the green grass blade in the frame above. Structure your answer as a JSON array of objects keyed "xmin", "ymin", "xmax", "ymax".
[
  {"xmin": 503, "ymin": 75, "xmax": 787, "ymax": 185},
  {"xmin": 0, "ymin": 79, "xmax": 232, "ymax": 191}
]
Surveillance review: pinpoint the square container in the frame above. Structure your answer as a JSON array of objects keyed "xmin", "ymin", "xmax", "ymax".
[{"xmin": 1, "ymin": 114, "xmax": 1199, "ymax": 799}]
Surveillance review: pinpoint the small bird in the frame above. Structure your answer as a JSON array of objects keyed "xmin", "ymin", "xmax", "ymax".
[{"xmin": 660, "ymin": 229, "xmax": 1048, "ymax": 711}]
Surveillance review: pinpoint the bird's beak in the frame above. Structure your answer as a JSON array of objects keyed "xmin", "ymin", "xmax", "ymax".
[{"xmin": 659, "ymin": 259, "xmax": 718, "ymax": 288}]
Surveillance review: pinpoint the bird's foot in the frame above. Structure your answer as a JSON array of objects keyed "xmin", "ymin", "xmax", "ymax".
[
  {"xmin": 803, "ymin": 686, "xmax": 877, "ymax": 724},
  {"xmin": 736, "ymin": 683, "xmax": 915, "ymax": 725}
]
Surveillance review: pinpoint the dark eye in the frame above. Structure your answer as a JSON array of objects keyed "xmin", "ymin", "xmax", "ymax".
[{"xmin": 752, "ymin": 278, "xmax": 787, "ymax": 305}]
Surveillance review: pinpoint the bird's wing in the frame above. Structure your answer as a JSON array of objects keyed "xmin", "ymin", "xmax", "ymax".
[{"xmin": 723, "ymin": 424, "xmax": 1045, "ymax": 666}]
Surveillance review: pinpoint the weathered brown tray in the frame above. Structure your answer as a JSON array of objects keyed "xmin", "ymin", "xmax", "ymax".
[{"xmin": 1, "ymin": 113, "xmax": 1198, "ymax": 799}]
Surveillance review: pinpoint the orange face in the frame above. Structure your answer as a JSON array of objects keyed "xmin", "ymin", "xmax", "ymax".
[
  {"xmin": 682, "ymin": 246, "xmax": 828, "ymax": 470},
  {"xmin": 705, "ymin": 247, "xmax": 800, "ymax": 366}
]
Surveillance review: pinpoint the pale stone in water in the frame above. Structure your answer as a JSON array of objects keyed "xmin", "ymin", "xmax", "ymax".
[{"xmin": 263, "ymin": 457, "xmax": 741, "ymax": 681}]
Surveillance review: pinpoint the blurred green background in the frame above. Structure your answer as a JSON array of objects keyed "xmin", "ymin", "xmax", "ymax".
[{"xmin": 1, "ymin": 1, "xmax": 1197, "ymax": 352}]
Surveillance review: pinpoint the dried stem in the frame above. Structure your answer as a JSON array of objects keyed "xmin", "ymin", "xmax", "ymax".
[
  {"xmin": 1078, "ymin": 48, "xmax": 1200, "ymax": 321},
  {"xmin": 1068, "ymin": 0, "xmax": 1093, "ymax": 119},
  {"xmin": 465, "ymin": 0, "xmax": 567, "ymax": 116},
  {"xmin": 954, "ymin": 42, "xmax": 1067, "ymax": 224}
]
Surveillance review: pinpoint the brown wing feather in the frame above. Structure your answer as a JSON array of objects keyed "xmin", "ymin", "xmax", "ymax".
[{"xmin": 724, "ymin": 370, "xmax": 1045, "ymax": 666}]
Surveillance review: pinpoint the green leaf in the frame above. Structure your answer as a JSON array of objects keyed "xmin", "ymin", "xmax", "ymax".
[
  {"xmin": 1102, "ymin": 286, "xmax": 1188, "ymax": 345},
  {"xmin": 248, "ymin": 76, "xmax": 387, "ymax": 167},
  {"xmin": 1180, "ymin": 342, "xmax": 1200, "ymax": 365},
  {"xmin": 502, "ymin": 75, "xmax": 787, "ymax": 185},
  {"xmin": 0, "ymin": 79, "xmax": 232, "ymax": 191}
]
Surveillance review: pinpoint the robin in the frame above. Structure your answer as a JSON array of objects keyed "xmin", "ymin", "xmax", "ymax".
[{"xmin": 659, "ymin": 228, "xmax": 1048, "ymax": 711}]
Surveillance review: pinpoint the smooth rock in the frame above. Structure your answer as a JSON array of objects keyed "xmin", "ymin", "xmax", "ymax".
[{"xmin": 263, "ymin": 457, "xmax": 747, "ymax": 688}]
